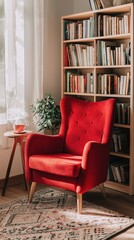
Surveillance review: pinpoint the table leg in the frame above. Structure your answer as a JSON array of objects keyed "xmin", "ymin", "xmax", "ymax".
[
  {"xmin": 19, "ymin": 137, "xmax": 27, "ymax": 190},
  {"xmin": 2, "ymin": 139, "xmax": 17, "ymax": 196}
]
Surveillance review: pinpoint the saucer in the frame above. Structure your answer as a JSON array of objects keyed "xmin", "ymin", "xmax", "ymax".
[{"xmin": 14, "ymin": 130, "xmax": 26, "ymax": 134}]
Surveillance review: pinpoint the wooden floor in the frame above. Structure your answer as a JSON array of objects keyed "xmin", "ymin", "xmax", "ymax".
[{"xmin": 0, "ymin": 183, "xmax": 134, "ymax": 239}]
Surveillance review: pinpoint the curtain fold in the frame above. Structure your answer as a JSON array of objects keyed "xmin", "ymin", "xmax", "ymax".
[
  {"xmin": 33, "ymin": 0, "xmax": 44, "ymax": 100},
  {"xmin": 0, "ymin": 124, "xmax": 9, "ymax": 148}
]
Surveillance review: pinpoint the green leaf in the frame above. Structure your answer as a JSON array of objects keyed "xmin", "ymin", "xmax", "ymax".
[{"xmin": 30, "ymin": 93, "xmax": 61, "ymax": 134}]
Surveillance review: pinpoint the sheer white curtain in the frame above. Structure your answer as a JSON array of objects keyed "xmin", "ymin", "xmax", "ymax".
[{"xmin": 0, "ymin": 0, "xmax": 44, "ymax": 148}]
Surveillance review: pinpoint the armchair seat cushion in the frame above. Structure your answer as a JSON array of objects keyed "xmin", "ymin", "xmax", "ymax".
[{"xmin": 29, "ymin": 153, "xmax": 82, "ymax": 178}]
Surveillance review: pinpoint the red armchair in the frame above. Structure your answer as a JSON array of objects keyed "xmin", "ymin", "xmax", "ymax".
[{"xmin": 25, "ymin": 97, "xmax": 116, "ymax": 213}]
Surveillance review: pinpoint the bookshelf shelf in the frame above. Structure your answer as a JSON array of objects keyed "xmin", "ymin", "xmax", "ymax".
[
  {"xmin": 64, "ymin": 38, "xmax": 95, "ymax": 43},
  {"xmin": 105, "ymin": 181, "xmax": 129, "ymax": 194},
  {"xmin": 64, "ymin": 66, "xmax": 131, "ymax": 69},
  {"xmin": 96, "ymin": 94, "xmax": 130, "ymax": 98},
  {"xmin": 64, "ymin": 66, "xmax": 94, "ymax": 69},
  {"xmin": 64, "ymin": 35, "xmax": 131, "ymax": 43},
  {"xmin": 110, "ymin": 152, "xmax": 130, "ymax": 159},
  {"xmin": 61, "ymin": 3, "xmax": 134, "ymax": 195},
  {"xmin": 114, "ymin": 123, "xmax": 130, "ymax": 129},
  {"xmin": 96, "ymin": 34, "xmax": 131, "ymax": 40},
  {"xmin": 95, "ymin": 65, "xmax": 130, "ymax": 68}
]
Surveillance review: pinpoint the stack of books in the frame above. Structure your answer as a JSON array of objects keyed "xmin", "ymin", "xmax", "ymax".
[
  {"xmin": 98, "ymin": 14, "xmax": 130, "ymax": 36},
  {"xmin": 64, "ymin": 17, "xmax": 94, "ymax": 40},
  {"xmin": 111, "ymin": 128, "xmax": 129, "ymax": 154},
  {"xmin": 66, "ymin": 71, "xmax": 94, "ymax": 94},
  {"xmin": 88, "ymin": 0, "xmax": 104, "ymax": 11},
  {"xmin": 65, "ymin": 44, "xmax": 94, "ymax": 67},
  {"xmin": 97, "ymin": 41, "xmax": 131, "ymax": 66},
  {"xmin": 97, "ymin": 72, "xmax": 130, "ymax": 95},
  {"xmin": 108, "ymin": 160, "xmax": 129, "ymax": 184},
  {"xmin": 116, "ymin": 102, "xmax": 130, "ymax": 124}
]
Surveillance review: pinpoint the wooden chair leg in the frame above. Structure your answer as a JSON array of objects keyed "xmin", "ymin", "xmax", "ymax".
[
  {"xmin": 99, "ymin": 183, "xmax": 107, "ymax": 199},
  {"xmin": 26, "ymin": 182, "xmax": 31, "ymax": 195},
  {"xmin": 77, "ymin": 193, "xmax": 82, "ymax": 214},
  {"xmin": 29, "ymin": 182, "xmax": 37, "ymax": 202}
]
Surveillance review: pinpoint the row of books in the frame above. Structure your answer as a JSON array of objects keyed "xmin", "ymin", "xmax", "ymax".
[
  {"xmin": 66, "ymin": 72, "xmax": 94, "ymax": 93},
  {"xmin": 111, "ymin": 128, "xmax": 129, "ymax": 154},
  {"xmin": 97, "ymin": 41, "xmax": 131, "ymax": 66},
  {"xmin": 108, "ymin": 161, "xmax": 129, "ymax": 184},
  {"xmin": 64, "ymin": 13, "xmax": 130, "ymax": 41},
  {"xmin": 65, "ymin": 71, "xmax": 130, "ymax": 96},
  {"xmin": 115, "ymin": 102, "xmax": 130, "ymax": 125},
  {"xmin": 65, "ymin": 44, "xmax": 94, "ymax": 67},
  {"xmin": 98, "ymin": 14, "xmax": 130, "ymax": 36},
  {"xmin": 64, "ymin": 17, "xmax": 94, "ymax": 40},
  {"xmin": 97, "ymin": 72, "xmax": 130, "ymax": 95},
  {"xmin": 88, "ymin": 0, "xmax": 103, "ymax": 11},
  {"xmin": 64, "ymin": 41, "xmax": 131, "ymax": 66}
]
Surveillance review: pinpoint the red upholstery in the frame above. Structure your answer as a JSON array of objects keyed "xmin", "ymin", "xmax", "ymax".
[
  {"xmin": 25, "ymin": 97, "xmax": 116, "ymax": 194},
  {"xmin": 29, "ymin": 153, "xmax": 82, "ymax": 177}
]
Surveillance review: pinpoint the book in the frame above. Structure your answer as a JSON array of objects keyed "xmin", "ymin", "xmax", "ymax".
[
  {"xmin": 112, "ymin": 133, "xmax": 119, "ymax": 152},
  {"xmin": 125, "ymin": 71, "xmax": 130, "ymax": 95},
  {"xmin": 107, "ymin": 165, "xmax": 114, "ymax": 181},
  {"xmin": 116, "ymin": 102, "xmax": 130, "ymax": 124},
  {"xmin": 114, "ymin": 164, "xmax": 122, "ymax": 182},
  {"xmin": 100, "ymin": 0, "xmax": 112, "ymax": 8},
  {"xmin": 78, "ymin": 21, "xmax": 83, "ymax": 39},
  {"xmin": 64, "ymin": 46, "xmax": 69, "ymax": 66},
  {"xmin": 120, "ymin": 163, "xmax": 129, "ymax": 183},
  {"xmin": 118, "ymin": 133, "xmax": 129, "ymax": 153},
  {"xmin": 110, "ymin": 160, "xmax": 130, "ymax": 183},
  {"xmin": 110, "ymin": 164, "xmax": 118, "ymax": 181},
  {"xmin": 100, "ymin": 0, "xmax": 104, "ymax": 8},
  {"xmin": 98, "ymin": 14, "xmax": 103, "ymax": 36},
  {"xmin": 88, "ymin": 0, "xmax": 92, "ymax": 11},
  {"xmin": 96, "ymin": 0, "xmax": 103, "ymax": 9},
  {"xmin": 89, "ymin": 0, "xmax": 96, "ymax": 11}
]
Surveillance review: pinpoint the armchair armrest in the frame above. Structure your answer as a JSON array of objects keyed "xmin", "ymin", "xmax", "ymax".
[
  {"xmin": 24, "ymin": 133, "xmax": 65, "ymax": 182},
  {"xmin": 25, "ymin": 133, "xmax": 65, "ymax": 157},
  {"xmin": 77, "ymin": 141, "xmax": 110, "ymax": 193},
  {"xmin": 82, "ymin": 141, "xmax": 110, "ymax": 169}
]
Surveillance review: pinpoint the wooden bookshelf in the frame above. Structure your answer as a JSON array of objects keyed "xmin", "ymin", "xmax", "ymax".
[{"xmin": 61, "ymin": 3, "xmax": 134, "ymax": 195}]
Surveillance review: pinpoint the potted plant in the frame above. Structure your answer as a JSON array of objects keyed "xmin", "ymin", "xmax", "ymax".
[{"xmin": 30, "ymin": 93, "xmax": 61, "ymax": 135}]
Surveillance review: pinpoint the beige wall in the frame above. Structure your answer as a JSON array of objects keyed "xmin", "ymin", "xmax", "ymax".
[
  {"xmin": 44, "ymin": 0, "xmax": 73, "ymax": 103},
  {"xmin": 73, "ymin": 0, "xmax": 90, "ymax": 13}
]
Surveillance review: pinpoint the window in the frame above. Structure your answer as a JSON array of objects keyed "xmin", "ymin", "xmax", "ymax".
[
  {"xmin": 0, "ymin": 0, "xmax": 44, "ymax": 149},
  {"xmin": 0, "ymin": 0, "xmax": 25, "ymax": 124}
]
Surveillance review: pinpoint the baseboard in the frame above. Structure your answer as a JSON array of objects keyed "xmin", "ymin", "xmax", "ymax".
[{"xmin": 0, "ymin": 174, "xmax": 24, "ymax": 189}]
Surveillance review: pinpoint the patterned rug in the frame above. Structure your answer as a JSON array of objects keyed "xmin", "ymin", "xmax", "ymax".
[{"xmin": 0, "ymin": 188, "xmax": 134, "ymax": 240}]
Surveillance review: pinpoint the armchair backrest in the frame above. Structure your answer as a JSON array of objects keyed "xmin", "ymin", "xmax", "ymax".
[{"xmin": 60, "ymin": 97, "xmax": 116, "ymax": 155}]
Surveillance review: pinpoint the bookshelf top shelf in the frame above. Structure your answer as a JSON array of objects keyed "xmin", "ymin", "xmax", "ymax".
[{"xmin": 62, "ymin": 3, "xmax": 133, "ymax": 20}]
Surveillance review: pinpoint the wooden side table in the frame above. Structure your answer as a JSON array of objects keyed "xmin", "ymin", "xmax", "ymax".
[{"xmin": 2, "ymin": 130, "xmax": 32, "ymax": 196}]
